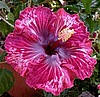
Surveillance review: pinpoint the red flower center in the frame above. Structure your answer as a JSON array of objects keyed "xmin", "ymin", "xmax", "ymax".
[
  {"xmin": 44, "ymin": 28, "xmax": 74, "ymax": 56},
  {"xmin": 44, "ymin": 44, "xmax": 57, "ymax": 55}
]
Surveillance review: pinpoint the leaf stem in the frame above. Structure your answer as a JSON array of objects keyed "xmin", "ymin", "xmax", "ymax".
[
  {"xmin": 0, "ymin": 16, "xmax": 14, "ymax": 28},
  {"xmin": 92, "ymin": 46, "xmax": 99, "ymax": 55},
  {"xmin": 0, "ymin": 61, "xmax": 7, "ymax": 64}
]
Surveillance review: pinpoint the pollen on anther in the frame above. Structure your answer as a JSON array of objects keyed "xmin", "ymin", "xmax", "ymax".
[{"xmin": 58, "ymin": 28, "xmax": 74, "ymax": 42}]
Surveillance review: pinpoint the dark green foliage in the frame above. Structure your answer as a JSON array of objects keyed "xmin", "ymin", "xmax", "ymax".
[
  {"xmin": 0, "ymin": 69, "xmax": 14, "ymax": 96},
  {"xmin": 0, "ymin": 1, "xmax": 10, "ymax": 12}
]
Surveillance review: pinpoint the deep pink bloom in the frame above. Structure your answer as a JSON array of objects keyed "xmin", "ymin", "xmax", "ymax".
[
  {"xmin": 97, "ymin": 84, "xmax": 100, "ymax": 90},
  {"xmin": 4, "ymin": 6, "xmax": 96, "ymax": 95}
]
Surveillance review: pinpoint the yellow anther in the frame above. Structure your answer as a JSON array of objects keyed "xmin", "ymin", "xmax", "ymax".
[{"xmin": 58, "ymin": 28, "xmax": 74, "ymax": 42}]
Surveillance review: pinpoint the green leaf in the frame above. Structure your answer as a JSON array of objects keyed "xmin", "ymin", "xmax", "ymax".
[
  {"xmin": 0, "ymin": 1, "xmax": 10, "ymax": 12},
  {"xmin": 94, "ymin": 81, "xmax": 100, "ymax": 85},
  {"xmin": 32, "ymin": 0, "xmax": 45, "ymax": 4},
  {"xmin": 13, "ymin": 3, "xmax": 26, "ymax": 20},
  {"xmin": 86, "ymin": 17, "xmax": 95, "ymax": 33},
  {"xmin": 0, "ymin": 51, "xmax": 6, "ymax": 62},
  {"xmin": 43, "ymin": 90, "xmax": 54, "ymax": 97},
  {"xmin": 81, "ymin": 0, "xmax": 92, "ymax": 13},
  {"xmin": 0, "ymin": 69, "xmax": 14, "ymax": 95},
  {"xmin": 64, "ymin": 5, "xmax": 79, "ymax": 12},
  {"xmin": 94, "ymin": 67, "xmax": 99, "ymax": 73},
  {"xmin": 98, "ymin": 90, "xmax": 100, "ymax": 94},
  {"xmin": 0, "ymin": 21, "xmax": 8, "ymax": 37},
  {"xmin": 91, "ymin": 0, "xmax": 98, "ymax": 7},
  {"xmin": 60, "ymin": 89, "xmax": 69, "ymax": 97},
  {"xmin": 94, "ymin": 20, "xmax": 100, "ymax": 31},
  {"xmin": 97, "ymin": 53, "xmax": 100, "ymax": 60},
  {"xmin": 7, "ymin": 12, "xmax": 14, "ymax": 22},
  {"xmin": 0, "ymin": 21, "xmax": 13, "ymax": 36},
  {"xmin": 80, "ymin": 13, "xmax": 87, "ymax": 21}
]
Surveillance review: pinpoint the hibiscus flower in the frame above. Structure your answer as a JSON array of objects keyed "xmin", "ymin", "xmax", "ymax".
[
  {"xmin": 97, "ymin": 84, "xmax": 100, "ymax": 90},
  {"xmin": 4, "ymin": 6, "xmax": 96, "ymax": 96}
]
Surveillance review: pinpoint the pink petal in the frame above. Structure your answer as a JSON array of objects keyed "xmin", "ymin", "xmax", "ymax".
[
  {"xmin": 14, "ymin": 6, "xmax": 56, "ymax": 44},
  {"xmin": 58, "ymin": 43, "xmax": 96, "ymax": 80},
  {"xmin": 55, "ymin": 8, "xmax": 89, "ymax": 42},
  {"xmin": 97, "ymin": 84, "xmax": 100, "ymax": 90},
  {"xmin": 26, "ymin": 55, "xmax": 75, "ymax": 96},
  {"xmin": 5, "ymin": 33, "xmax": 46, "ymax": 76}
]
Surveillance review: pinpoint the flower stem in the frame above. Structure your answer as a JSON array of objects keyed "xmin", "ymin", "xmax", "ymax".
[
  {"xmin": 0, "ymin": 16, "xmax": 14, "ymax": 28},
  {"xmin": 92, "ymin": 46, "xmax": 99, "ymax": 55},
  {"xmin": 28, "ymin": 0, "xmax": 31, "ymax": 7}
]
